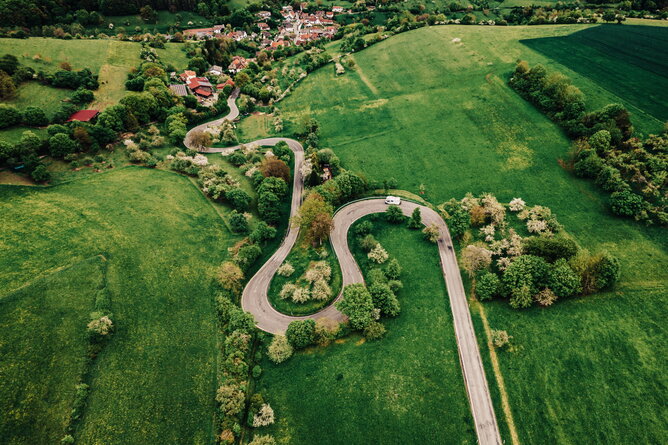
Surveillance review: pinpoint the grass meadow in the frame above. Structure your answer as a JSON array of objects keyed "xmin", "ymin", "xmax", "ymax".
[
  {"xmin": 258, "ymin": 24, "xmax": 668, "ymax": 443},
  {"xmin": 0, "ymin": 167, "xmax": 242, "ymax": 444},
  {"xmin": 0, "ymin": 257, "xmax": 103, "ymax": 444},
  {"xmin": 257, "ymin": 218, "xmax": 476, "ymax": 444}
]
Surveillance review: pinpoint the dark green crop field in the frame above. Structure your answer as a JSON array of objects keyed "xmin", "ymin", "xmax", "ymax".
[{"xmin": 521, "ymin": 24, "xmax": 668, "ymax": 127}]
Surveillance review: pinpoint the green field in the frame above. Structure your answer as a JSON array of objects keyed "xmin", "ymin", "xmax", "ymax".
[
  {"xmin": 2, "ymin": 82, "xmax": 72, "ymax": 117},
  {"xmin": 521, "ymin": 24, "xmax": 668, "ymax": 127},
  {"xmin": 0, "ymin": 38, "xmax": 188, "ymax": 114},
  {"xmin": 0, "ymin": 167, "xmax": 242, "ymax": 444},
  {"xmin": 262, "ymin": 24, "xmax": 668, "ymax": 443},
  {"xmin": 0, "ymin": 257, "xmax": 103, "ymax": 444},
  {"xmin": 257, "ymin": 217, "xmax": 475, "ymax": 444}
]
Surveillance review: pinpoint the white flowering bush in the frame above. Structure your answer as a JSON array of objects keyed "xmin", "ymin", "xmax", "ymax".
[
  {"xmin": 460, "ymin": 192, "xmax": 480, "ymax": 211},
  {"xmin": 264, "ymin": 150, "xmax": 274, "ymax": 158},
  {"xmin": 304, "ymin": 261, "xmax": 331, "ymax": 283},
  {"xmin": 291, "ymin": 286, "xmax": 311, "ymax": 303},
  {"xmin": 279, "ymin": 283, "xmax": 297, "ymax": 300},
  {"xmin": 496, "ymin": 257, "xmax": 512, "ymax": 271},
  {"xmin": 192, "ymin": 154, "xmax": 208, "ymax": 166},
  {"xmin": 311, "ymin": 279, "xmax": 332, "ymax": 301},
  {"xmin": 527, "ymin": 218, "xmax": 548, "ymax": 234},
  {"xmin": 253, "ymin": 403, "xmax": 275, "ymax": 427},
  {"xmin": 480, "ymin": 224, "xmax": 496, "ymax": 242},
  {"xmin": 509, "ymin": 197, "xmax": 526, "ymax": 212},
  {"xmin": 300, "ymin": 158, "xmax": 313, "ymax": 177},
  {"xmin": 277, "ymin": 262, "xmax": 295, "ymax": 277},
  {"xmin": 368, "ymin": 244, "xmax": 389, "ymax": 264},
  {"xmin": 88, "ymin": 316, "xmax": 113, "ymax": 337}
]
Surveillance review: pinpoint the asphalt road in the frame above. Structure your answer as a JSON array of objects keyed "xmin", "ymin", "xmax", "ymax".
[{"xmin": 186, "ymin": 93, "xmax": 502, "ymax": 445}]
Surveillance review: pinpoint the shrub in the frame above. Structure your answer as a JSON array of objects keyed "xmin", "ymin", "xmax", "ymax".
[
  {"xmin": 226, "ymin": 187, "xmax": 252, "ymax": 212},
  {"xmin": 369, "ymin": 283, "xmax": 400, "ymax": 317},
  {"xmin": 359, "ymin": 234, "xmax": 378, "ymax": 252},
  {"xmin": 249, "ymin": 435, "xmax": 276, "ymax": 445},
  {"xmin": 354, "ymin": 220, "xmax": 373, "ymax": 236},
  {"xmin": 49, "ymin": 133, "xmax": 78, "ymax": 157},
  {"xmin": 31, "ymin": 164, "xmax": 51, "ymax": 183},
  {"xmin": 312, "ymin": 279, "xmax": 332, "ymax": 301},
  {"xmin": 291, "ymin": 286, "xmax": 310, "ymax": 303},
  {"xmin": 609, "ymin": 189, "xmax": 644, "ymax": 218},
  {"xmin": 461, "ymin": 244, "xmax": 493, "ymax": 278},
  {"xmin": 235, "ymin": 244, "xmax": 262, "ymax": 271},
  {"xmin": 535, "ymin": 288, "xmax": 557, "ymax": 306},
  {"xmin": 385, "ymin": 205, "xmax": 404, "ymax": 223},
  {"xmin": 217, "ymin": 261, "xmax": 244, "ymax": 293},
  {"xmin": 279, "ymin": 283, "xmax": 297, "ymax": 300},
  {"xmin": 23, "ymin": 106, "xmax": 48, "ymax": 126},
  {"xmin": 229, "ymin": 210, "xmax": 249, "ymax": 234},
  {"xmin": 87, "ymin": 315, "xmax": 113, "ymax": 339},
  {"xmin": 523, "ymin": 236, "xmax": 578, "ymax": 262},
  {"xmin": 363, "ymin": 321, "xmax": 387, "ymax": 340},
  {"xmin": 407, "ymin": 207, "xmax": 422, "ymax": 229},
  {"xmin": 267, "ymin": 335, "xmax": 293, "ymax": 363},
  {"xmin": 277, "ymin": 262, "xmax": 295, "ymax": 277},
  {"xmin": 491, "ymin": 329, "xmax": 511, "ymax": 349},
  {"xmin": 249, "ymin": 222, "xmax": 277, "ymax": 244},
  {"xmin": 547, "ymin": 259, "xmax": 581, "ymax": 298},
  {"xmin": 594, "ymin": 252, "xmax": 621, "ymax": 290},
  {"xmin": 384, "ymin": 258, "xmax": 402, "ymax": 280},
  {"xmin": 216, "ymin": 384, "xmax": 245, "ymax": 417},
  {"xmin": 314, "ymin": 317, "xmax": 340, "ymax": 346},
  {"xmin": 286, "ymin": 319, "xmax": 316, "ymax": 349},
  {"xmin": 422, "ymin": 223, "xmax": 440, "ymax": 243},
  {"xmin": 502, "ymin": 255, "xmax": 549, "ymax": 304},
  {"xmin": 0, "ymin": 104, "xmax": 22, "ymax": 129},
  {"xmin": 368, "ymin": 244, "xmax": 389, "ymax": 264},
  {"xmin": 476, "ymin": 272, "xmax": 500, "ymax": 301}
]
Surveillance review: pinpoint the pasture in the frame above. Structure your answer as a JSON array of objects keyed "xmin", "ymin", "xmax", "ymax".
[
  {"xmin": 265, "ymin": 24, "xmax": 668, "ymax": 444},
  {"xmin": 257, "ymin": 218, "xmax": 476, "ymax": 444},
  {"xmin": 0, "ymin": 167, "xmax": 241, "ymax": 444}
]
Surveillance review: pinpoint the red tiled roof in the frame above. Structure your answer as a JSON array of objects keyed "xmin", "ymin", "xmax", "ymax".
[
  {"xmin": 194, "ymin": 88, "xmax": 212, "ymax": 97},
  {"xmin": 66, "ymin": 110, "xmax": 99, "ymax": 122}
]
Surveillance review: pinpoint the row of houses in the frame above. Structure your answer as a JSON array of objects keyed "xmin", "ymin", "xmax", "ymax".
[{"xmin": 169, "ymin": 70, "xmax": 235, "ymax": 103}]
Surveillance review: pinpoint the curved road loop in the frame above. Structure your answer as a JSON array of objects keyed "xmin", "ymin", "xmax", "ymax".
[{"xmin": 187, "ymin": 90, "xmax": 502, "ymax": 445}]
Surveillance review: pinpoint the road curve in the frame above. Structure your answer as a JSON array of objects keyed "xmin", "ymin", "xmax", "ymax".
[
  {"xmin": 187, "ymin": 93, "xmax": 501, "ymax": 445},
  {"xmin": 184, "ymin": 88, "xmax": 241, "ymax": 151}
]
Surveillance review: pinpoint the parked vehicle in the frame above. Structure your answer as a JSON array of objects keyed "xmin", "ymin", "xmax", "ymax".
[{"xmin": 385, "ymin": 196, "xmax": 401, "ymax": 205}]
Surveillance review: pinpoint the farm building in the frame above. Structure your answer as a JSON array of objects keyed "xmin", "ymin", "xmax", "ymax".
[{"xmin": 66, "ymin": 110, "xmax": 99, "ymax": 122}]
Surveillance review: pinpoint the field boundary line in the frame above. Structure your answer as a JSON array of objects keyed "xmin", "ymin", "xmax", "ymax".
[{"xmin": 475, "ymin": 301, "xmax": 520, "ymax": 445}]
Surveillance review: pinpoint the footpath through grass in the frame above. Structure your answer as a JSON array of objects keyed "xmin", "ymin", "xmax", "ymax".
[
  {"xmin": 257, "ymin": 217, "xmax": 476, "ymax": 444},
  {"xmin": 268, "ymin": 24, "xmax": 668, "ymax": 444},
  {"xmin": 0, "ymin": 167, "xmax": 240, "ymax": 444}
]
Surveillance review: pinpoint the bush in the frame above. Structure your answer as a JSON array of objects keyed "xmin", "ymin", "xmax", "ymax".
[
  {"xmin": 23, "ymin": 106, "xmax": 48, "ymax": 126},
  {"xmin": 0, "ymin": 104, "xmax": 22, "ymax": 128},
  {"xmin": 226, "ymin": 187, "xmax": 252, "ymax": 212},
  {"xmin": 385, "ymin": 205, "xmax": 404, "ymax": 223},
  {"xmin": 354, "ymin": 220, "xmax": 373, "ymax": 236},
  {"xmin": 503, "ymin": 255, "xmax": 549, "ymax": 309},
  {"xmin": 217, "ymin": 261, "xmax": 244, "ymax": 293},
  {"xmin": 523, "ymin": 236, "xmax": 578, "ymax": 262},
  {"xmin": 384, "ymin": 258, "xmax": 402, "ymax": 280},
  {"xmin": 249, "ymin": 435, "xmax": 276, "ymax": 445},
  {"xmin": 594, "ymin": 252, "xmax": 621, "ymax": 291},
  {"xmin": 235, "ymin": 244, "xmax": 262, "ymax": 271},
  {"xmin": 359, "ymin": 234, "xmax": 378, "ymax": 252},
  {"xmin": 277, "ymin": 262, "xmax": 295, "ymax": 277},
  {"xmin": 547, "ymin": 259, "xmax": 581, "ymax": 298},
  {"xmin": 609, "ymin": 189, "xmax": 644, "ymax": 218},
  {"xmin": 363, "ymin": 321, "xmax": 387, "ymax": 340},
  {"xmin": 367, "ymin": 243, "xmax": 389, "ymax": 264},
  {"xmin": 49, "ymin": 133, "xmax": 78, "ymax": 157},
  {"xmin": 267, "ymin": 335, "xmax": 293, "ymax": 363},
  {"xmin": 407, "ymin": 207, "xmax": 422, "ymax": 229},
  {"xmin": 87, "ymin": 315, "xmax": 113, "ymax": 340},
  {"xmin": 252, "ymin": 365, "xmax": 262, "ymax": 378},
  {"xmin": 369, "ymin": 283, "xmax": 400, "ymax": 317},
  {"xmin": 476, "ymin": 272, "xmax": 500, "ymax": 301},
  {"xmin": 249, "ymin": 222, "xmax": 277, "ymax": 244},
  {"xmin": 31, "ymin": 164, "xmax": 50, "ymax": 182},
  {"xmin": 285, "ymin": 319, "xmax": 316, "ymax": 349},
  {"xmin": 535, "ymin": 288, "xmax": 557, "ymax": 306},
  {"xmin": 229, "ymin": 210, "xmax": 249, "ymax": 234},
  {"xmin": 491, "ymin": 329, "xmax": 511, "ymax": 349}
]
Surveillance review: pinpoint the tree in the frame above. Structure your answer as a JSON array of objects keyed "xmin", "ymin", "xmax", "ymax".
[
  {"xmin": 535, "ymin": 288, "xmax": 557, "ymax": 306},
  {"xmin": 369, "ymin": 283, "xmax": 400, "ymax": 316},
  {"xmin": 120, "ymin": 92, "xmax": 157, "ymax": 123},
  {"xmin": 217, "ymin": 261, "xmax": 244, "ymax": 294},
  {"xmin": 189, "ymin": 130, "xmax": 212, "ymax": 149},
  {"xmin": 216, "ymin": 384, "xmax": 245, "ymax": 417},
  {"xmin": 0, "ymin": 104, "xmax": 21, "ymax": 129},
  {"xmin": 363, "ymin": 321, "xmax": 387, "ymax": 340},
  {"xmin": 385, "ymin": 258, "xmax": 402, "ymax": 280},
  {"xmin": 285, "ymin": 319, "xmax": 316, "ymax": 349},
  {"xmin": 385, "ymin": 205, "xmax": 404, "ymax": 223},
  {"xmin": 139, "ymin": 5, "xmax": 157, "ymax": 23},
  {"xmin": 295, "ymin": 192, "xmax": 334, "ymax": 246},
  {"xmin": 602, "ymin": 11, "xmax": 616, "ymax": 22},
  {"xmin": 249, "ymin": 221, "xmax": 277, "ymax": 244},
  {"xmin": 476, "ymin": 272, "xmax": 500, "ymax": 301},
  {"xmin": 368, "ymin": 244, "xmax": 389, "ymax": 264},
  {"xmin": 23, "ymin": 106, "xmax": 48, "ymax": 126},
  {"xmin": 422, "ymin": 223, "xmax": 440, "ymax": 243},
  {"xmin": 234, "ymin": 244, "xmax": 262, "ymax": 272},
  {"xmin": 594, "ymin": 252, "xmax": 620, "ymax": 291},
  {"xmin": 229, "ymin": 210, "xmax": 249, "ymax": 234},
  {"xmin": 503, "ymin": 255, "xmax": 549, "ymax": 308},
  {"xmin": 258, "ymin": 176, "xmax": 288, "ymax": 200},
  {"xmin": 31, "ymin": 163, "xmax": 50, "ymax": 182},
  {"xmin": 258, "ymin": 191, "xmax": 281, "ymax": 224},
  {"xmin": 547, "ymin": 259, "xmax": 581, "ymax": 298},
  {"xmin": 20, "ymin": 130, "xmax": 42, "ymax": 154},
  {"xmin": 226, "ymin": 187, "xmax": 252, "ymax": 212},
  {"xmin": 460, "ymin": 244, "xmax": 492, "ymax": 278},
  {"xmin": 523, "ymin": 236, "xmax": 578, "ymax": 262},
  {"xmin": 249, "ymin": 435, "xmax": 276, "ymax": 445},
  {"xmin": 336, "ymin": 284, "xmax": 377, "ymax": 330},
  {"xmin": 0, "ymin": 54, "xmax": 19, "ymax": 75},
  {"xmin": 48, "ymin": 133, "xmax": 78, "ymax": 157},
  {"xmin": 491, "ymin": 329, "xmax": 511, "ymax": 349},
  {"xmin": 261, "ymin": 158, "xmax": 290, "ymax": 183},
  {"xmin": 187, "ymin": 56, "xmax": 209, "ymax": 74},
  {"xmin": 252, "ymin": 403, "xmax": 275, "ymax": 427},
  {"xmin": 267, "ymin": 335, "xmax": 293, "ymax": 364},
  {"xmin": 407, "ymin": 207, "xmax": 422, "ymax": 229},
  {"xmin": 609, "ymin": 189, "xmax": 644, "ymax": 218},
  {"xmin": 0, "ymin": 70, "xmax": 16, "ymax": 100}
]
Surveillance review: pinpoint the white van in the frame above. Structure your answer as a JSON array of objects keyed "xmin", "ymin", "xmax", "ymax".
[{"xmin": 385, "ymin": 196, "xmax": 401, "ymax": 205}]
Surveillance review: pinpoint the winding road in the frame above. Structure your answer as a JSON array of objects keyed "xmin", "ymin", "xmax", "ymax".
[{"xmin": 187, "ymin": 90, "xmax": 502, "ymax": 445}]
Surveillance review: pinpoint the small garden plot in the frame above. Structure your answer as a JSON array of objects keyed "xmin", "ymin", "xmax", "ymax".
[{"xmin": 268, "ymin": 242, "xmax": 342, "ymax": 316}]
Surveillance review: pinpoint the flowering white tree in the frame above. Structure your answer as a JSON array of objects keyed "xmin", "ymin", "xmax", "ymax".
[
  {"xmin": 509, "ymin": 197, "xmax": 526, "ymax": 212},
  {"xmin": 304, "ymin": 261, "xmax": 331, "ymax": 282},
  {"xmin": 88, "ymin": 316, "xmax": 113, "ymax": 336},
  {"xmin": 277, "ymin": 262, "xmax": 295, "ymax": 277},
  {"xmin": 461, "ymin": 244, "xmax": 493, "ymax": 277},
  {"xmin": 312, "ymin": 279, "xmax": 332, "ymax": 301},
  {"xmin": 291, "ymin": 286, "xmax": 311, "ymax": 303},
  {"xmin": 480, "ymin": 224, "xmax": 496, "ymax": 242},
  {"xmin": 279, "ymin": 283, "xmax": 297, "ymax": 300},
  {"xmin": 368, "ymin": 244, "xmax": 389, "ymax": 264},
  {"xmin": 300, "ymin": 158, "xmax": 313, "ymax": 178},
  {"xmin": 253, "ymin": 404, "xmax": 275, "ymax": 427},
  {"xmin": 527, "ymin": 219, "xmax": 548, "ymax": 234},
  {"xmin": 192, "ymin": 154, "xmax": 208, "ymax": 166}
]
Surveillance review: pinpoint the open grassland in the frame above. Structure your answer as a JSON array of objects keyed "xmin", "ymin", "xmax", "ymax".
[
  {"xmin": 2, "ymin": 82, "xmax": 72, "ymax": 117},
  {"xmin": 0, "ymin": 257, "xmax": 102, "ymax": 444},
  {"xmin": 269, "ymin": 24, "xmax": 668, "ymax": 443},
  {"xmin": 0, "ymin": 167, "xmax": 241, "ymax": 444},
  {"xmin": 521, "ymin": 24, "xmax": 668, "ymax": 127},
  {"xmin": 257, "ymin": 218, "xmax": 475, "ymax": 444}
]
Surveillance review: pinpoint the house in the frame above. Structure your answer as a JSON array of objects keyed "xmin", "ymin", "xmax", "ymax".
[
  {"xmin": 187, "ymin": 77, "xmax": 214, "ymax": 92},
  {"xmin": 183, "ymin": 27, "xmax": 214, "ymax": 38},
  {"xmin": 270, "ymin": 40, "xmax": 289, "ymax": 49},
  {"xmin": 325, "ymin": 11, "xmax": 334, "ymax": 19},
  {"xmin": 257, "ymin": 11, "xmax": 271, "ymax": 20},
  {"xmin": 227, "ymin": 31, "xmax": 248, "ymax": 41},
  {"xmin": 217, "ymin": 78, "xmax": 235, "ymax": 90},
  {"xmin": 228, "ymin": 56, "xmax": 248, "ymax": 73},
  {"xmin": 332, "ymin": 6, "xmax": 344, "ymax": 13},
  {"xmin": 207, "ymin": 65, "xmax": 223, "ymax": 76},
  {"xmin": 169, "ymin": 84, "xmax": 189, "ymax": 97},
  {"xmin": 180, "ymin": 70, "xmax": 197, "ymax": 82},
  {"xmin": 213, "ymin": 25, "xmax": 225, "ymax": 34},
  {"xmin": 258, "ymin": 23, "xmax": 270, "ymax": 31},
  {"xmin": 66, "ymin": 110, "xmax": 99, "ymax": 122}
]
